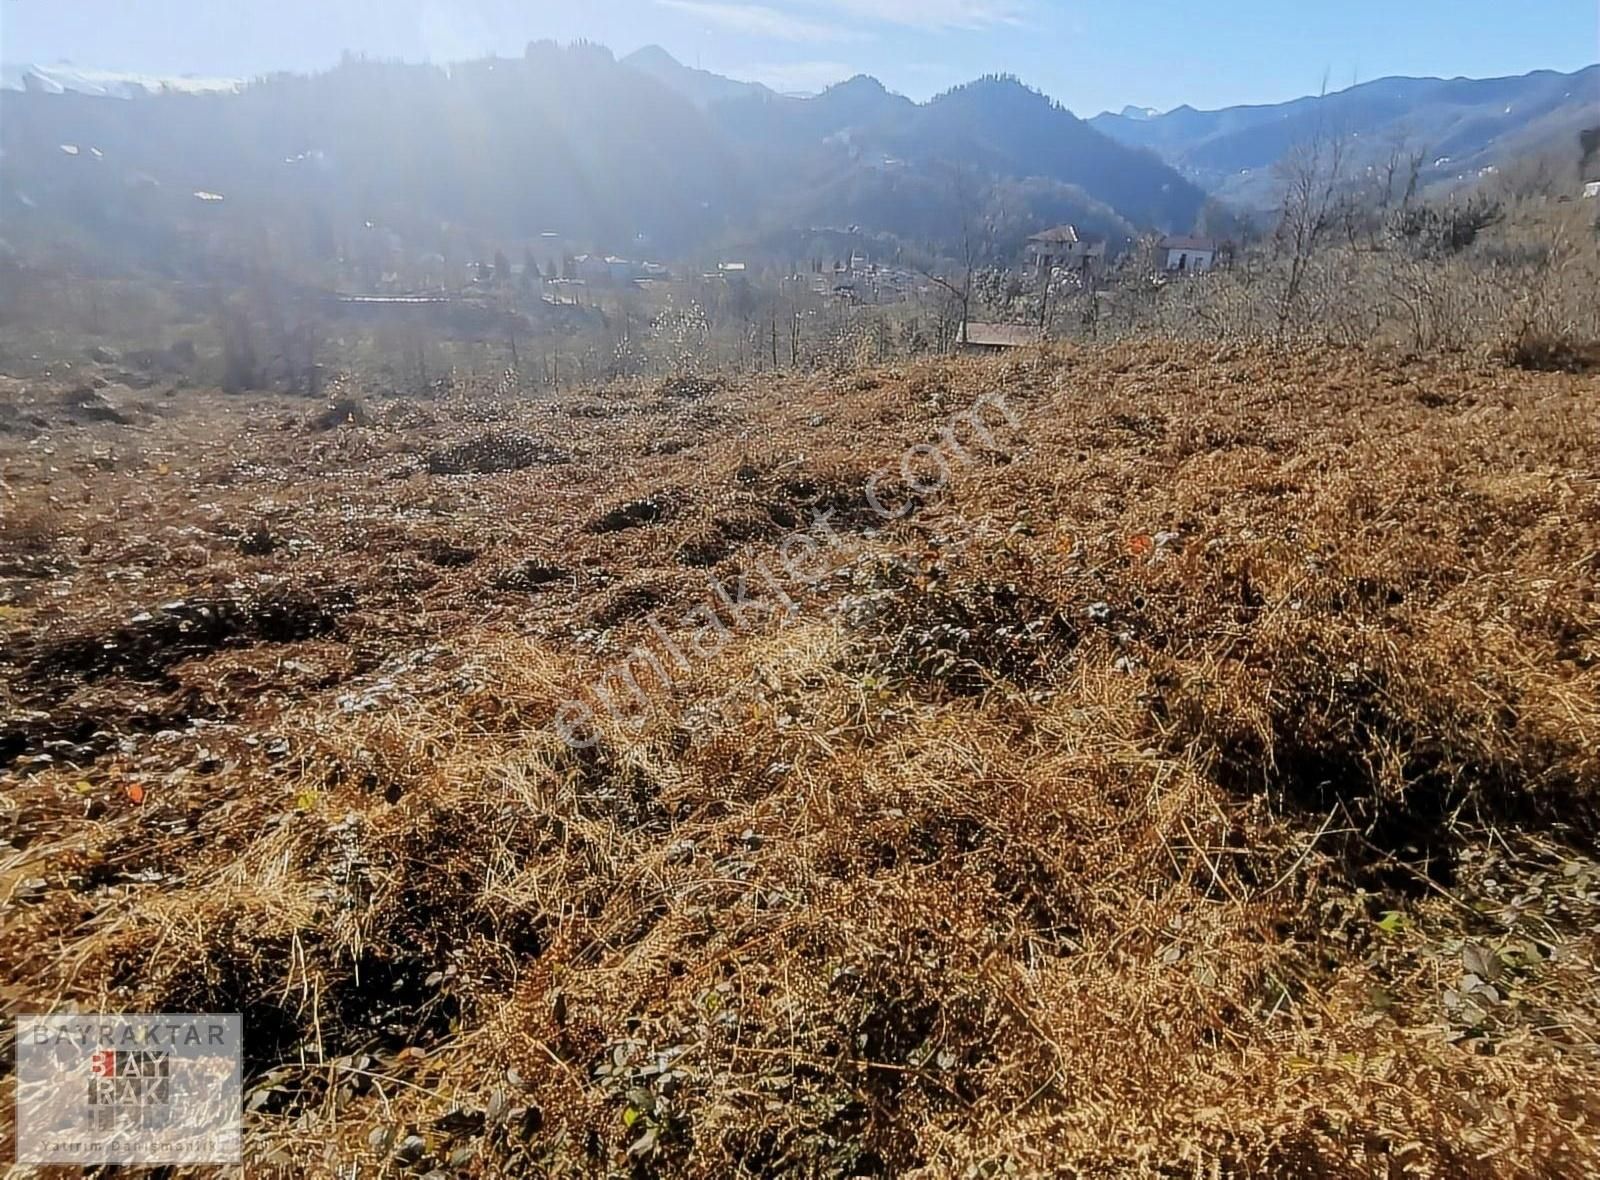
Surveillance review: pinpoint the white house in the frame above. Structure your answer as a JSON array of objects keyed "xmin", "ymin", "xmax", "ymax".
[
  {"xmin": 1583, "ymin": 181, "xmax": 1600, "ymax": 200},
  {"xmin": 1158, "ymin": 236, "xmax": 1220, "ymax": 273}
]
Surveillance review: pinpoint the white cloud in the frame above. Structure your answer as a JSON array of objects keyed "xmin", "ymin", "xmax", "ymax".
[
  {"xmin": 816, "ymin": 0, "xmax": 1029, "ymax": 30},
  {"xmin": 730, "ymin": 60, "xmax": 857, "ymax": 93},
  {"xmin": 654, "ymin": 0, "xmax": 865, "ymax": 43}
]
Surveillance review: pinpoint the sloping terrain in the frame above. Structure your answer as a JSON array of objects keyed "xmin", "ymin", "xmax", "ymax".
[
  {"xmin": 622, "ymin": 46, "xmax": 776, "ymax": 108},
  {"xmin": 0, "ymin": 46, "xmax": 1205, "ymax": 278},
  {"xmin": 1, "ymin": 347, "xmax": 1598, "ymax": 1176},
  {"xmin": 714, "ymin": 73, "xmax": 1207, "ymax": 234},
  {"xmin": 0, "ymin": 43, "xmax": 748, "ymax": 264},
  {"xmin": 1091, "ymin": 65, "xmax": 1600, "ymax": 208}
]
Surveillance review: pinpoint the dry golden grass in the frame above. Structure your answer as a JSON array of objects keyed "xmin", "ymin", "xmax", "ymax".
[{"xmin": 1, "ymin": 344, "xmax": 1597, "ymax": 1177}]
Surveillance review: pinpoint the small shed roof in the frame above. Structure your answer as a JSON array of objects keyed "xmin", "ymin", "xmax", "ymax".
[
  {"xmin": 1159, "ymin": 235, "xmax": 1219, "ymax": 251},
  {"xmin": 963, "ymin": 322, "xmax": 1037, "ymax": 348}
]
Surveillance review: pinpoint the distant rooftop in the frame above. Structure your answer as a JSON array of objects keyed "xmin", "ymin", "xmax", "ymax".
[
  {"xmin": 1159, "ymin": 235, "xmax": 1220, "ymax": 251},
  {"xmin": 1028, "ymin": 224, "xmax": 1080, "ymax": 244}
]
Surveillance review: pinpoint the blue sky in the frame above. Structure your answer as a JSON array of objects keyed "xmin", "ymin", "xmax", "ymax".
[{"xmin": 3, "ymin": 0, "xmax": 1596, "ymax": 114}]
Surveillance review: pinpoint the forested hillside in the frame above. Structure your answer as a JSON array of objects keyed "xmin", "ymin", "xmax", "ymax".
[
  {"xmin": 0, "ymin": 43, "xmax": 1205, "ymax": 278},
  {"xmin": 1090, "ymin": 65, "xmax": 1599, "ymax": 207}
]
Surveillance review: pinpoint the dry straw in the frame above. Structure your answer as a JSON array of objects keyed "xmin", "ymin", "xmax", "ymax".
[{"xmin": 1, "ymin": 343, "xmax": 1597, "ymax": 1176}]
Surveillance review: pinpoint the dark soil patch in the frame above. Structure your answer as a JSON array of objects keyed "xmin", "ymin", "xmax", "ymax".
[
  {"xmin": 15, "ymin": 588, "xmax": 353, "ymax": 686},
  {"xmin": 59, "ymin": 386, "xmax": 132, "ymax": 425},
  {"xmin": 659, "ymin": 375, "xmax": 722, "ymax": 400},
  {"xmin": 566, "ymin": 402, "xmax": 624, "ymax": 421},
  {"xmin": 417, "ymin": 540, "xmax": 478, "ymax": 568},
  {"xmin": 492, "ymin": 558, "xmax": 569, "ymax": 592},
  {"xmin": 305, "ymin": 397, "xmax": 368, "ymax": 431},
  {"xmin": 0, "ymin": 554, "xmax": 69, "ymax": 579},
  {"xmin": 675, "ymin": 512, "xmax": 783, "ymax": 567},
  {"xmin": 765, "ymin": 471, "xmax": 904, "ymax": 531},
  {"xmin": 238, "ymin": 526, "xmax": 281, "ymax": 556},
  {"xmin": 848, "ymin": 575, "xmax": 1077, "ymax": 696},
  {"xmin": 675, "ymin": 530, "xmax": 732, "ymax": 568},
  {"xmin": 1106, "ymin": 411, "xmax": 1168, "ymax": 440},
  {"xmin": 730, "ymin": 460, "xmax": 919, "ymax": 533},
  {"xmin": 0, "ymin": 693, "xmax": 214, "ymax": 769},
  {"xmin": 1503, "ymin": 335, "xmax": 1600, "ymax": 374},
  {"xmin": 587, "ymin": 496, "xmax": 671, "ymax": 534},
  {"xmin": 0, "ymin": 402, "xmax": 47, "ymax": 438},
  {"xmin": 1158, "ymin": 654, "xmax": 1599, "ymax": 896},
  {"xmin": 589, "ymin": 584, "xmax": 666, "ymax": 629},
  {"xmin": 425, "ymin": 431, "xmax": 569, "ymax": 475}
]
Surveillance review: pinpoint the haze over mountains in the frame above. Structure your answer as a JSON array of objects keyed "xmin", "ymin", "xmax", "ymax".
[
  {"xmin": 1, "ymin": 61, "xmax": 243, "ymax": 99},
  {"xmin": 620, "ymin": 45, "xmax": 776, "ymax": 107},
  {"xmin": 0, "ymin": 42, "xmax": 1207, "ymax": 275},
  {"xmin": 1090, "ymin": 65, "xmax": 1599, "ymax": 208},
  {"xmin": 1, "ymin": 41, "xmax": 1592, "ymax": 280}
]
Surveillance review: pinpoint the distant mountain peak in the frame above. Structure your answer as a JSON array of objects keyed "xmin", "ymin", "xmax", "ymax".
[
  {"xmin": 621, "ymin": 45, "xmax": 772, "ymax": 108},
  {"xmin": 932, "ymin": 74, "xmax": 1071, "ymax": 121},
  {"xmin": 828, "ymin": 74, "xmax": 889, "ymax": 95},
  {"xmin": 626, "ymin": 44, "xmax": 679, "ymax": 67}
]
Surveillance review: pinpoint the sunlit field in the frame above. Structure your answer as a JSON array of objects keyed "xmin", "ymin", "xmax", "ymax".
[{"xmin": 3, "ymin": 343, "xmax": 1597, "ymax": 1175}]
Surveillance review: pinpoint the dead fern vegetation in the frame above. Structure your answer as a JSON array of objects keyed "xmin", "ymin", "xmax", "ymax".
[{"xmin": 1, "ymin": 343, "xmax": 1598, "ymax": 1177}]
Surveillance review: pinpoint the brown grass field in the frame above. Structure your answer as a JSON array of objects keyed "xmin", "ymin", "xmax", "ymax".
[{"xmin": 2, "ymin": 344, "xmax": 1598, "ymax": 1177}]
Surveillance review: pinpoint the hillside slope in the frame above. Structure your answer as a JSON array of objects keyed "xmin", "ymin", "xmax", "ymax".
[
  {"xmin": 0, "ymin": 46, "xmax": 1208, "ymax": 279},
  {"xmin": 715, "ymin": 73, "xmax": 1208, "ymax": 233},
  {"xmin": 0, "ymin": 44, "xmax": 746, "ymax": 268},
  {"xmin": 2, "ymin": 346, "xmax": 1597, "ymax": 1175},
  {"xmin": 1091, "ymin": 65, "xmax": 1599, "ymax": 206},
  {"xmin": 621, "ymin": 44, "xmax": 775, "ymax": 107}
]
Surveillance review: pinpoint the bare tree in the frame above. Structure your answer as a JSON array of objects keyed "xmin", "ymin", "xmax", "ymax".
[
  {"xmin": 1272, "ymin": 107, "xmax": 1352, "ymax": 340},
  {"xmin": 913, "ymin": 163, "xmax": 994, "ymax": 350},
  {"xmin": 1376, "ymin": 134, "xmax": 1426, "ymax": 212}
]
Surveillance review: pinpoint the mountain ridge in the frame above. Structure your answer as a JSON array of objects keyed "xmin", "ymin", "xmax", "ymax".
[
  {"xmin": 1090, "ymin": 64, "xmax": 1599, "ymax": 207},
  {"xmin": 2, "ymin": 46, "xmax": 1588, "ymax": 279},
  {"xmin": 0, "ymin": 43, "xmax": 1204, "ymax": 278},
  {"xmin": 620, "ymin": 45, "xmax": 775, "ymax": 108}
]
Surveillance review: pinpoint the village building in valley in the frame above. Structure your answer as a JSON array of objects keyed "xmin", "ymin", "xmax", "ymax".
[
  {"xmin": 1026, "ymin": 225, "xmax": 1106, "ymax": 278},
  {"xmin": 1158, "ymin": 235, "xmax": 1224, "ymax": 273}
]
